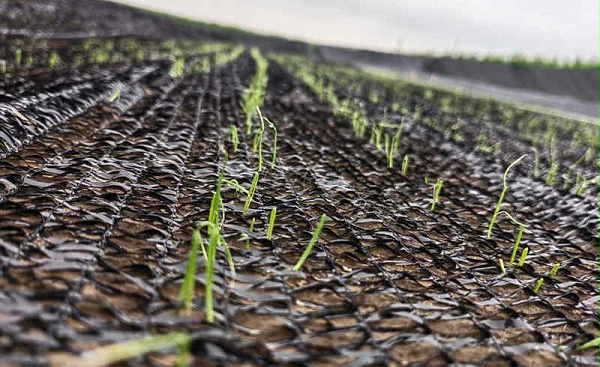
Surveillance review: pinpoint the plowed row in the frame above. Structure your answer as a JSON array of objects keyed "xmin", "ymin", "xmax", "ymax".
[{"xmin": 0, "ymin": 38, "xmax": 597, "ymax": 367}]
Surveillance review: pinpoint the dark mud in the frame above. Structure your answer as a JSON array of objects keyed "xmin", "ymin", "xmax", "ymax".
[{"xmin": 0, "ymin": 27, "xmax": 598, "ymax": 367}]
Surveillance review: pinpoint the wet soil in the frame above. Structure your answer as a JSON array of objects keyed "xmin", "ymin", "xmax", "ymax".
[{"xmin": 0, "ymin": 26, "xmax": 598, "ymax": 367}]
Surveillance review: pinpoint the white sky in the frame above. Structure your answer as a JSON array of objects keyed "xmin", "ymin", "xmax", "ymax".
[{"xmin": 114, "ymin": 0, "xmax": 599, "ymax": 61}]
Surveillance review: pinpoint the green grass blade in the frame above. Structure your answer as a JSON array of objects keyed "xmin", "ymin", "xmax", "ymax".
[
  {"xmin": 574, "ymin": 337, "xmax": 600, "ymax": 351},
  {"xmin": 498, "ymin": 258, "xmax": 506, "ymax": 274},
  {"xmin": 50, "ymin": 333, "xmax": 190, "ymax": 367},
  {"xmin": 533, "ymin": 278, "xmax": 544, "ymax": 293},
  {"xmin": 549, "ymin": 263, "xmax": 560, "ymax": 278},
  {"xmin": 430, "ymin": 179, "xmax": 443, "ymax": 211},
  {"xmin": 265, "ymin": 117, "xmax": 277, "ymax": 168},
  {"xmin": 517, "ymin": 247, "xmax": 529, "ymax": 267},
  {"xmin": 267, "ymin": 207, "xmax": 277, "ymax": 240},
  {"xmin": 108, "ymin": 89, "xmax": 120, "ymax": 103},
  {"xmin": 205, "ymin": 225, "xmax": 220, "ymax": 323},
  {"xmin": 229, "ymin": 125, "xmax": 239, "ymax": 153},
  {"xmin": 176, "ymin": 339, "xmax": 190, "ymax": 367},
  {"xmin": 509, "ymin": 225, "xmax": 525, "ymax": 267},
  {"xmin": 401, "ymin": 154, "xmax": 409, "ymax": 175},
  {"xmin": 169, "ymin": 57, "xmax": 185, "ymax": 78},
  {"xmin": 293, "ymin": 214, "xmax": 327, "ymax": 271},
  {"xmin": 179, "ymin": 229, "xmax": 202, "ymax": 312},
  {"xmin": 242, "ymin": 172, "xmax": 259, "ymax": 216},
  {"xmin": 487, "ymin": 155, "xmax": 526, "ymax": 238}
]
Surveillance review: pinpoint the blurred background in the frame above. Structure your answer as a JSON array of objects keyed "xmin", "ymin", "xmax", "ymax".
[{"xmin": 114, "ymin": 0, "xmax": 599, "ymax": 62}]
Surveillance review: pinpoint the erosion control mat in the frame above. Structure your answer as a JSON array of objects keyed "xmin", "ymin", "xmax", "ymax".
[{"xmin": 0, "ymin": 36, "xmax": 598, "ymax": 367}]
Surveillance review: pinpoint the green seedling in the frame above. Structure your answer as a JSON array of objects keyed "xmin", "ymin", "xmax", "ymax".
[
  {"xmin": 387, "ymin": 124, "xmax": 403, "ymax": 167},
  {"xmin": 201, "ymin": 169, "xmax": 237, "ymax": 323},
  {"xmin": 574, "ymin": 337, "xmax": 600, "ymax": 351},
  {"xmin": 169, "ymin": 57, "xmax": 185, "ymax": 78},
  {"xmin": 228, "ymin": 125, "xmax": 239, "ymax": 153},
  {"xmin": 222, "ymin": 178, "xmax": 248, "ymax": 196},
  {"xmin": 293, "ymin": 214, "xmax": 327, "ymax": 271},
  {"xmin": 48, "ymin": 51, "xmax": 60, "ymax": 70},
  {"xmin": 49, "ymin": 332, "xmax": 190, "ymax": 367},
  {"xmin": 243, "ymin": 48, "xmax": 268, "ymax": 136},
  {"xmin": 209, "ymin": 171, "xmax": 224, "ymax": 225},
  {"xmin": 108, "ymin": 89, "xmax": 121, "ymax": 103},
  {"xmin": 546, "ymin": 137, "xmax": 558, "ymax": 185},
  {"xmin": 549, "ymin": 263, "xmax": 560, "ymax": 278},
  {"xmin": 204, "ymin": 176, "xmax": 224, "ymax": 324},
  {"xmin": 498, "ymin": 258, "xmax": 506, "ymax": 274},
  {"xmin": 564, "ymin": 148, "xmax": 585, "ymax": 187},
  {"xmin": 517, "ymin": 247, "xmax": 529, "ymax": 267},
  {"xmin": 15, "ymin": 48, "xmax": 21, "ymax": 67},
  {"xmin": 267, "ymin": 207, "xmax": 277, "ymax": 240},
  {"xmin": 255, "ymin": 107, "xmax": 267, "ymax": 171},
  {"xmin": 498, "ymin": 211, "xmax": 526, "ymax": 267},
  {"xmin": 387, "ymin": 146, "xmax": 394, "ymax": 168},
  {"xmin": 252, "ymin": 131, "xmax": 261, "ymax": 153},
  {"xmin": 204, "ymin": 223, "xmax": 219, "ymax": 324},
  {"xmin": 265, "ymin": 117, "xmax": 278, "ymax": 168},
  {"xmin": 574, "ymin": 172, "xmax": 583, "ymax": 195},
  {"xmin": 375, "ymin": 125, "xmax": 383, "ymax": 150},
  {"xmin": 176, "ymin": 339, "xmax": 190, "ymax": 367},
  {"xmin": 533, "ymin": 263, "xmax": 561, "ymax": 294},
  {"xmin": 430, "ymin": 179, "xmax": 443, "ymax": 211},
  {"xmin": 252, "ymin": 108, "xmax": 277, "ymax": 171},
  {"xmin": 401, "ymin": 154, "xmax": 409, "ymax": 175},
  {"xmin": 509, "ymin": 224, "xmax": 525, "ymax": 267},
  {"xmin": 179, "ymin": 229, "xmax": 204, "ymax": 313},
  {"xmin": 242, "ymin": 172, "xmax": 259, "ymax": 216},
  {"xmin": 486, "ymin": 155, "xmax": 526, "ymax": 238},
  {"xmin": 533, "ymin": 278, "xmax": 544, "ymax": 293}
]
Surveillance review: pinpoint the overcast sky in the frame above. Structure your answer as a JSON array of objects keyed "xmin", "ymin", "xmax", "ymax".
[{"xmin": 115, "ymin": 0, "xmax": 598, "ymax": 61}]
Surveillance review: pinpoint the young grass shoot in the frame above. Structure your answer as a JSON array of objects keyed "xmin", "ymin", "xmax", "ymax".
[
  {"xmin": 228, "ymin": 125, "xmax": 239, "ymax": 153},
  {"xmin": 243, "ymin": 48, "xmax": 268, "ymax": 136},
  {"xmin": 267, "ymin": 207, "xmax": 277, "ymax": 241},
  {"xmin": 108, "ymin": 89, "xmax": 121, "ymax": 103},
  {"xmin": 430, "ymin": 179, "xmax": 443, "ymax": 211},
  {"xmin": 169, "ymin": 56, "xmax": 185, "ymax": 78},
  {"xmin": 533, "ymin": 278, "xmax": 544, "ymax": 293},
  {"xmin": 293, "ymin": 214, "xmax": 327, "ymax": 271},
  {"xmin": 179, "ymin": 229, "xmax": 204, "ymax": 313},
  {"xmin": 50, "ymin": 332, "xmax": 191, "ymax": 367},
  {"xmin": 242, "ymin": 172, "xmax": 260, "ymax": 216},
  {"xmin": 517, "ymin": 247, "xmax": 529, "ymax": 267},
  {"xmin": 401, "ymin": 154, "xmax": 409, "ymax": 175},
  {"xmin": 487, "ymin": 155, "xmax": 526, "ymax": 238}
]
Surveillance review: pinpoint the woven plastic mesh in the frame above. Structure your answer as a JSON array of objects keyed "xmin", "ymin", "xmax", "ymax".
[{"xmin": 0, "ymin": 36, "xmax": 597, "ymax": 367}]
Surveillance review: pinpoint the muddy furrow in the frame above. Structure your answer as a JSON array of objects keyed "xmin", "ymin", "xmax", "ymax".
[
  {"xmin": 0, "ymin": 72, "xmax": 200, "ymax": 361},
  {"xmin": 0, "ymin": 63, "xmax": 160, "ymax": 157},
  {"xmin": 0, "ymin": 63, "xmax": 170, "ymax": 204},
  {"xmin": 265, "ymin": 82, "xmax": 520, "ymax": 365}
]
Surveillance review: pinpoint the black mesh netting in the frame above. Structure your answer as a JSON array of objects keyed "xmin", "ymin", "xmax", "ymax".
[{"xmin": 0, "ymin": 35, "xmax": 598, "ymax": 367}]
